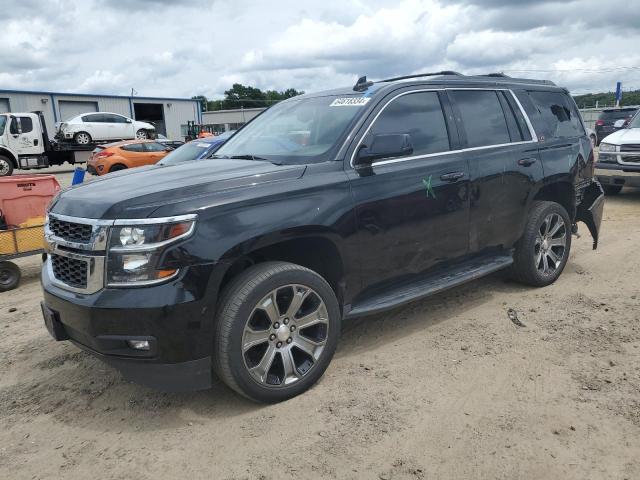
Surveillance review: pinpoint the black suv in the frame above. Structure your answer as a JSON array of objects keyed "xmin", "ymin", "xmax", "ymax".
[
  {"xmin": 41, "ymin": 72, "xmax": 604, "ymax": 402},
  {"xmin": 594, "ymin": 107, "xmax": 638, "ymax": 145}
]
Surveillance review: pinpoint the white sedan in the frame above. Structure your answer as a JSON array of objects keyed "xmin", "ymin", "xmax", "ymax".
[{"xmin": 58, "ymin": 112, "xmax": 155, "ymax": 145}]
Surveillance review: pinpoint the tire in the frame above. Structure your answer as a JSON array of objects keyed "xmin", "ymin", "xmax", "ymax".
[
  {"xmin": 511, "ymin": 201, "xmax": 572, "ymax": 287},
  {"xmin": 109, "ymin": 164, "xmax": 127, "ymax": 173},
  {"xmin": 603, "ymin": 185, "xmax": 622, "ymax": 196},
  {"xmin": 0, "ymin": 155, "xmax": 14, "ymax": 177},
  {"xmin": 135, "ymin": 129, "xmax": 148, "ymax": 140},
  {"xmin": 73, "ymin": 131, "xmax": 92, "ymax": 145},
  {"xmin": 0, "ymin": 261, "xmax": 20, "ymax": 292},
  {"xmin": 213, "ymin": 261, "xmax": 341, "ymax": 403}
]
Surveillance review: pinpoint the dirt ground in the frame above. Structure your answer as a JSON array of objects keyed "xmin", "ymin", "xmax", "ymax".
[{"xmin": 1, "ymin": 169, "xmax": 639, "ymax": 479}]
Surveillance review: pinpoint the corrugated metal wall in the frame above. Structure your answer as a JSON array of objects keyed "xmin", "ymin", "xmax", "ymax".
[{"xmin": 0, "ymin": 91, "xmax": 199, "ymax": 141}]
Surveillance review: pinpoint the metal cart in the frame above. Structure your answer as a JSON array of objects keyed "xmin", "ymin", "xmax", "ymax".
[{"xmin": 0, "ymin": 224, "xmax": 45, "ymax": 292}]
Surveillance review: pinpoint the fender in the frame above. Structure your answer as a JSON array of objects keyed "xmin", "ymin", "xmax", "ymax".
[{"xmin": 0, "ymin": 145, "xmax": 18, "ymax": 167}]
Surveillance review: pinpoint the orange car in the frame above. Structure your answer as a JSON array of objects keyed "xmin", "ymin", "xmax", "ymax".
[{"xmin": 86, "ymin": 139, "xmax": 172, "ymax": 175}]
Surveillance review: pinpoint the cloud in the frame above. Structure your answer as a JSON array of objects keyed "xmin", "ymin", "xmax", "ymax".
[{"xmin": 0, "ymin": 0, "xmax": 639, "ymax": 98}]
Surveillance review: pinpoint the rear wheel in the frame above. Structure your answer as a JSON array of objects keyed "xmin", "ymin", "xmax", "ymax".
[
  {"xmin": 511, "ymin": 201, "xmax": 571, "ymax": 287},
  {"xmin": 603, "ymin": 185, "xmax": 622, "ymax": 196},
  {"xmin": 213, "ymin": 261, "xmax": 341, "ymax": 403},
  {"xmin": 73, "ymin": 132, "xmax": 92, "ymax": 145},
  {"xmin": 0, "ymin": 155, "xmax": 14, "ymax": 176},
  {"xmin": 0, "ymin": 261, "xmax": 20, "ymax": 292},
  {"xmin": 109, "ymin": 164, "xmax": 127, "ymax": 173}
]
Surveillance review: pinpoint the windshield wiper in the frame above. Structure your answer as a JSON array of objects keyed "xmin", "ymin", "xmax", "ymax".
[{"xmin": 229, "ymin": 154, "xmax": 283, "ymax": 165}]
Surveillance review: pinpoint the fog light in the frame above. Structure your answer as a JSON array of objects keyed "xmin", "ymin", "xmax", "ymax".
[{"xmin": 127, "ymin": 340, "xmax": 150, "ymax": 350}]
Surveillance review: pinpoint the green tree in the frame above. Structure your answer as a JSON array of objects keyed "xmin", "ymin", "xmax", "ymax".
[
  {"xmin": 202, "ymin": 84, "xmax": 305, "ymax": 111},
  {"xmin": 573, "ymin": 90, "xmax": 640, "ymax": 109}
]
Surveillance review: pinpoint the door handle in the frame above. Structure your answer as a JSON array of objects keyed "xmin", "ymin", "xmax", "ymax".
[
  {"xmin": 518, "ymin": 157, "xmax": 537, "ymax": 167},
  {"xmin": 440, "ymin": 172, "xmax": 465, "ymax": 182}
]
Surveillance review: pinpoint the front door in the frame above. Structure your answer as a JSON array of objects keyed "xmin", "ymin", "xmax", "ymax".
[
  {"xmin": 346, "ymin": 90, "xmax": 470, "ymax": 293},
  {"xmin": 7, "ymin": 115, "xmax": 42, "ymax": 156}
]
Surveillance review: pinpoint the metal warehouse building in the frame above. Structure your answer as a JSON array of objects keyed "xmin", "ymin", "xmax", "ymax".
[{"xmin": 0, "ymin": 89, "xmax": 202, "ymax": 140}]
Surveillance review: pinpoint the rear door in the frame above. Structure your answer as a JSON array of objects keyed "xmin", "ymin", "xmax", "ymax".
[
  {"xmin": 81, "ymin": 113, "xmax": 105, "ymax": 139},
  {"xmin": 346, "ymin": 89, "xmax": 470, "ymax": 292},
  {"xmin": 119, "ymin": 143, "xmax": 148, "ymax": 167},
  {"xmin": 142, "ymin": 141, "xmax": 169, "ymax": 164}
]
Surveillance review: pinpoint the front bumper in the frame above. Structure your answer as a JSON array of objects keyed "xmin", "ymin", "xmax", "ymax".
[
  {"xmin": 595, "ymin": 164, "xmax": 640, "ymax": 188},
  {"xmin": 41, "ymin": 261, "xmax": 218, "ymax": 391}
]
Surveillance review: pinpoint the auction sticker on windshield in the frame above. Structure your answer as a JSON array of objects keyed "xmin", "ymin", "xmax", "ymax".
[{"xmin": 330, "ymin": 97, "xmax": 371, "ymax": 107}]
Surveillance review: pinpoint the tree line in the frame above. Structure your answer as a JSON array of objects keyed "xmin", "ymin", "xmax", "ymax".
[
  {"xmin": 192, "ymin": 84, "xmax": 304, "ymax": 112},
  {"xmin": 573, "ymin": 90, "xmax": 640, "ymax": 109}
]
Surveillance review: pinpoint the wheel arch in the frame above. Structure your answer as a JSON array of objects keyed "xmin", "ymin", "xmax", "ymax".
[
  {"xmin": 532, "ymin": 180, "xmax": 576, "ymax": 221},
  {"xmin": 217, "ymin": 227, "xmax": 347, "ymax": 306},
  {"xmin": 0, "ymin": 147, "xmax": 18, "ymax": 167}
]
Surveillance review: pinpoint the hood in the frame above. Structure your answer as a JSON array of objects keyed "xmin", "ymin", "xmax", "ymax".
[
  {"xmin": 601, "ymin": 127, "xmax": 640, "ymax": 145},
  {"xmin": 51, "ymin": 159, "xmax": 306, "ymax": 219}
]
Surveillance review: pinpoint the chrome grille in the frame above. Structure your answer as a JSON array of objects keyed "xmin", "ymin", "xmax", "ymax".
[
  {"xmin": 51, "ymin": 254, "xmax": 88, "ymax": 289},
  {"xmin": 49, "ymin": 217, "xmax": 93, "ymax": 243},
  {"xmin": 620, "ymin": 144, "xmax": 640, "ymax": 152}
]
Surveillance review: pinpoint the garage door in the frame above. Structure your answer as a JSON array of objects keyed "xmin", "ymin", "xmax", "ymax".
[
  {"xmin": 0, "ymin": 98, "xmax": 9, "ymax": 113},
  {"xmin": 58, "ymin": 100, "xmax": 98, "ymax": 122}
]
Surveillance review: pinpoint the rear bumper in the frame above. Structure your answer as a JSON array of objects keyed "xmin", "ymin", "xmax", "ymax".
[{"xmin": 576, "ymin": 179, "xmax": 605, "ymax": 250}]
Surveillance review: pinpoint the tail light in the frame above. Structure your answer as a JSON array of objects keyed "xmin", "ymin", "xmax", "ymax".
[
  {"xmin": 95, "ymin": 151, "xmax": 114, "ymax": 159},
  {"xmin": 595, "ymin": 119, "xmax": 604, "ymax": 126}
]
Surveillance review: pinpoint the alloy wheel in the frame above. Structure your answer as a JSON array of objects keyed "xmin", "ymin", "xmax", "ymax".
[
  {"xmin": 534, "ymin": 213, "xmax": 567, "ymax": 275},
  {"xmin": 242, "ymin": 284, "xmax": 329, "ymax": 387},
  {"xmin": 136, "ymin": 130, "xmax": 147, "ymax": 139}
]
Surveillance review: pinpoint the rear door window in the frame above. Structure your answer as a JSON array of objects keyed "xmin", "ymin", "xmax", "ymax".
[
  {"xmin": 528, "ymin": 91, "xmax": 584, "ymax": 139},
  {"xmin": 449, "ymin": 90, "xmax": 511, "ymax": 148},
  {"xmin": 370, "ymin": 91, "xmax": 450, "ymax": 156},
  {"xmin": 121, "ymin": 143, "xmax": 144, "ymax": 152},
  {"xmin": 143, "ymin": 142, "xmax": 167, "ymax": 152},
  {"xmin": 82, "ymin": 113, "xmax": 104, "ymax": 123}
]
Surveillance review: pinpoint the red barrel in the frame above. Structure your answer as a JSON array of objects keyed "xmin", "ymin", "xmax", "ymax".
[{"xmin": 0, "ymin": 174, "xmax": 61, "ymax": 227}]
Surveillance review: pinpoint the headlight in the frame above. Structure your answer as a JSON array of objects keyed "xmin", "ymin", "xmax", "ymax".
[
  {"xmin": 599, "ymin": 143, "xmax": 617, "ymax": 153},
  {"xmin": 106, "ymin": 216, "xmax": 196, "ymax": 286}
]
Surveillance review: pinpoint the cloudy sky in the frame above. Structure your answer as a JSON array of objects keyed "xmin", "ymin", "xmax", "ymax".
[{"xmin": 2, "ymin": 0, "xmax": 640, "ymax": 99}]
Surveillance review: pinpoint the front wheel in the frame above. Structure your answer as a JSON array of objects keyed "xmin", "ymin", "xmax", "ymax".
[
  {"xmin": 213, "ymin": 261, "xmax": 341, "ymax": 403},
  {"xmin": 511, "ymin": 201, "xmax": 572, "ymax": 287},
  {"xmin": 0, "ymin": 155, "xmax": 14, "ymax": 177},
  {"xmin": 135, "ymin": 129, "xmax": 148, "ymax": 140}
]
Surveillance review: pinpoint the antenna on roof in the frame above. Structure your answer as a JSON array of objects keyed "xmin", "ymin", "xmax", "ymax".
[{"xmin": 353, "ymin": 76, "xmax": 373, "ymax": 92}]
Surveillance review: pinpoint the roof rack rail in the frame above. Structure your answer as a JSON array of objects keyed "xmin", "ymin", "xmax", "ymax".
[
  {"xmin": 353, "ymin": 75, "xmax": 374, "ymax": 92},
  {"xmin": 482, "ymin": 72, "xmax": 510, "ymax": 78},
  {"xmin": 379, "ymin": 71, "xmax": 464, "ymax": 83}
]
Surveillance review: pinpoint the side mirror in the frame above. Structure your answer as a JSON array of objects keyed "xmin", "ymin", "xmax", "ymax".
[
  {"xmin": 355, "ymin": 133, "xmax": 413, "ymax": 166},
  {"xmin": 613, "ymin": 119, "xmax": 626, "ymax": 128},
  {"xmin": 126, "ymin": 118, "xmax": 132, "ymax": 123}
]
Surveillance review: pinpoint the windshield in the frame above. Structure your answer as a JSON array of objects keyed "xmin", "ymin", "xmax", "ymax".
[
  {"xmin": 213, "ymin": 95, "xmax": 366, "ymax": 164},
  {"xmin": 630, "ymin": 112, "xmax": 640, "ymax": 129},
  {"xmin": 159, "ymin": 141, "xmax": 213, "ymax": 165},
  {"xmin": 0, "ymin": 116, "xmax": 6, "ymax": 135}
]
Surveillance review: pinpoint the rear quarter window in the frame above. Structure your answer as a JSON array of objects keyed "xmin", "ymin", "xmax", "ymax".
[{"xmin": 527, "ymin": 91, "xmax": 584, "ymax": 139}]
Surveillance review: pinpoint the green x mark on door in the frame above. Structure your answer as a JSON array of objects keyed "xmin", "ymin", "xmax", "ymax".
[{"xmin": 422, "ymin": 175, "xmax": 437, "ymax": 199}]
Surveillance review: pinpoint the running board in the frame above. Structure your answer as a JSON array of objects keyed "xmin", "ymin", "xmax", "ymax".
[{"xmin": 346, "ymin": 254, "xmax": 513, "ymax": 318}]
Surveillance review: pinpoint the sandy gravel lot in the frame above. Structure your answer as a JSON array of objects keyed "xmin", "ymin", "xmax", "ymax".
[{"xmin": 1, "ymin": 172, "xmax": 639, "ymax": 479}]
